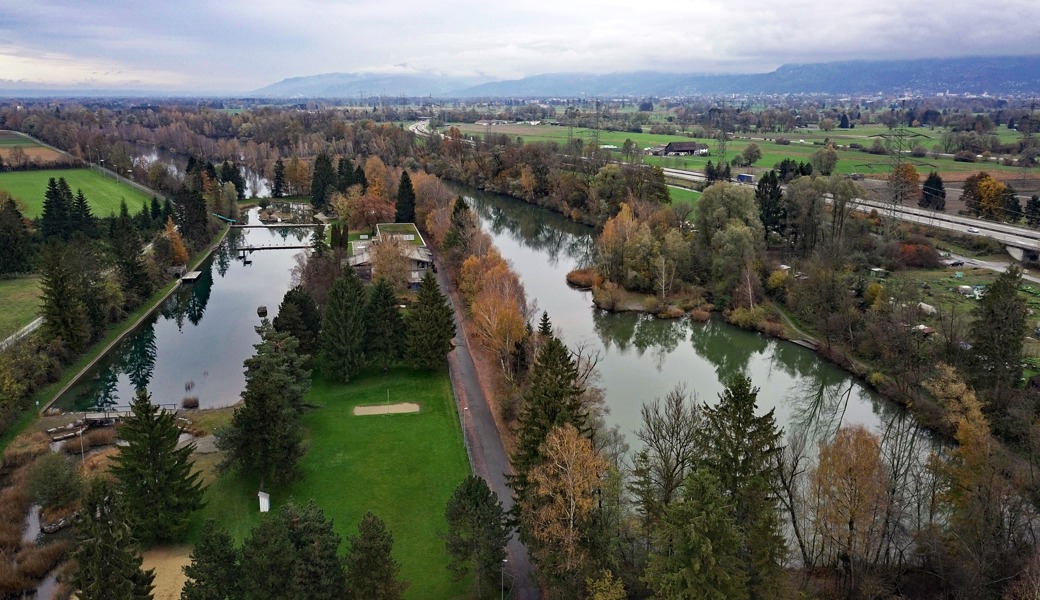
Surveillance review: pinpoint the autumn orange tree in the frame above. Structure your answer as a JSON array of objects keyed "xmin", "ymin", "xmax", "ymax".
[
  {"xmin": 165, "ymin": 217, "xmax": 188, "ymax": 266},
  {"xmin": 810, "ymin": 425, "xmax": 890, "ymax": 595},
  {"xmin": 522, "ymin": 423, "xmax": 608, "ymax": 597},
  {"xmin": 887, "ymin": 163, "xmax": 921, "ymax": 206}
]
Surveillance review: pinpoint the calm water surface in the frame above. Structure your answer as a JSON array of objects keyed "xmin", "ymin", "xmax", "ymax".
[
  {"xmin": 461, "ymin": 185, "xmax": 918, "ymax": 447},
  {"xmin": 54, "ymin": 209, "xmax": 310, "ymax": 411}
]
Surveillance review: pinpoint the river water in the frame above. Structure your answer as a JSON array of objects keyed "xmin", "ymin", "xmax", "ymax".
[
  {"xmin": 461, "ymin": 185, "xmax": 916, "ymax": 447},
  {"xmin": 53, "ymin": 209, "xmax": 309, "ymax": 411}
]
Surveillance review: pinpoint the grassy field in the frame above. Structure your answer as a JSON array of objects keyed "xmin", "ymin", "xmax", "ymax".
[
  {"xmin": 450, "ymin": 122, "xmax": 1040, "ymax": 186},
  {"xmin": 667, "ymin": 186, "xmax": 701, "ymax": 211},
  {"xmin": 0, "ymin": 131, "xmax": 44, "ymax": 147},
  {"xmin": 0, "ymin": 277, "xmax": 40, "ymax": 340},
  {"xmin": 0, "ymin": 168, "xmax": 152, "ymax": 219},
  {"xmin": 189, "ymin": 366, "xmax": 471, "ymax": 600}
]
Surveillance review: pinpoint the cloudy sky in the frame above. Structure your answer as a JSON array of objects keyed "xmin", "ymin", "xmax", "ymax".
[{"xmin": 2, "ymin": 0, "xmax": 1039, "ymax": 92}]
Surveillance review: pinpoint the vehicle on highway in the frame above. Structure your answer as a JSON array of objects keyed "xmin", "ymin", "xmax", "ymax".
[{"xmin": 967, "ymin": 227, "xmax": 980, "ymax": 233}]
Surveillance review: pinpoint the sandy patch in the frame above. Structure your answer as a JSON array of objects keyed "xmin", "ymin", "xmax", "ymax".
[
  {"xmin": 142, "ymin": 545, "xmax": 191, "ymax": 600},
  {"xmin": 352, "ymin": 402, "xmax": 421, "ymax": 416}
]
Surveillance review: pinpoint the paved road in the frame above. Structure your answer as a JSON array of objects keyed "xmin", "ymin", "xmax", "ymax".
[{"xmin": 435, "ymin": 264, "xmax": 537, "ymax": 600}]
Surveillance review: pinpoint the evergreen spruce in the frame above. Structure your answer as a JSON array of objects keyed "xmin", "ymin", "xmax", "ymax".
[
  {"xmin": 311, "ymin": 152, "xmax": 336, "ymax": 211},
  {"xmin": 150, "ymin": 196, "xmax": 163, "ymax": 222},
  {"xmin": 72, "ymin": 478, "xmax": 156, "ymax": 600},
  {"xmin": 698, "ymin": 375, "xmax": 786, "ymax": 599},
  {"xmin": 394, "ymin": 171, "xmax": 416, "ymax": 223},
  {"xmin": 70, "ymin": 189, "xmax": 96, "ymax": 237},
  {"xmin": 537, "ymin": 311, "xmax": 552, "ymax": 336},
  {"xmin": 920, "ymin": 171, "xmax": 947, "ymax": 210},
  {"xmin": 40, "ymin": 239, "xmax": 91, "ymax": 352},
  {"xmin": 337, "ymin": 157, "xmax": 355, "ymax": 191},
  {"xmin": 970, "ymin": 266, "xmax": 1027, "ymax": 401},
  {"xmin": 112, "ymin": 389, "xmax": 205, "ymax": 545},
  {"xmin": 443, "ymin": 475, "xmax": 511, "ymax": 599},
  {"xmin": 180, "ymin": 521, "xmax": 240, "ymax": 600},
  {"xmin": 272, "ymin": 158, "xmax": 286, "ymax": 198},
  {"xmin": 754, "ymin": 170, "xmax": 785, "ymax": 238},
  {"xmin": 239, "ymin": 501, "xmax": 347, "ymax": 600},
  {"xmin": 273, "ymin": 285, "xmax": 322, "ymax": 357},
  {"xmin": 0, "ymin": 196, "xmax": 32, "ymax": 274},
  {"xmin": 217, "ymin": 321, "xmax": 309, "ymax": 486},
  {"xmin": 320, "ymin": 268, "xmax": 367, "ymax": 382},
  {"xmin": 365, "ymin": 278, "xmax": 405, "ymax": 372},
  {"xmin": 112, "ymin": 200, "xmax": 154, "ymax": 304},
  {"xmin": 41, "ymin": 176, "xmax": 71, "ymax": 240},
  {"xmin": 405, "ymin": 270, "xmax": 456, "ymax": 370},
  {"xmin": 509, "ymin": 333, "xmax": 587, "ymax": 503},
  {"xmin": 344, "ymin": 512, "xmax": 408, "ymax": 600},
  {"xmin": 354, "ymin": 163, "xmax": 368, "ymax": 191}
]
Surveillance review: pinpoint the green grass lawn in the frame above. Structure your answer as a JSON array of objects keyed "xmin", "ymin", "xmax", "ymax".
[
  {"xmin": 0, "ymin": 168, "xmax": 153, "ymax": 219},
  {"xmin": 190, "ymin": 366, "xmax": 471, "ymax": 600},
  {"xmin": 0, "ymin": 131, "xmax": 44, "ymax": 147},
  {"xmin": 667, "ymin": 186, "xmax": 701, "ymax": 212},
  {"xmin": 0, "ymin": 277, "xmax": 40, "ymax": 339}
]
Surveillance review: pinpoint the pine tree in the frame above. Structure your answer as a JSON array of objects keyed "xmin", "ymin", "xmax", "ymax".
[
  {"xmin": 111, "ymin": 200, "xmax": 154, "ymax": 304},
  {"xmin": 443, "ymin": 475, "xmax": 511, "ymax": 599},
  {"xmin": 272, "ymin": 158, "xmax": 286, "ymax": 198},
  {"xmin": 320, "ymin": 268, "xmax": 367, "ymax": 382},
  {"xmin": 537, "ymin": 311, "xmax": 552, "ymax": 336},
  {"xmin": 405, "ymin": 270, "xmax": 456, "ymax": 370},
  {"xmin": 71, "ymin": 189, "xmax": 96, "ymax": 237},
  {"xmin": 754, "ymin": 170, "xmax": 785, "ymax": 239},
  {"xmin": 510, "ymin": 334, "xmax": 587, "ymax": 504},
  {"xmin": 239, "ymin": 501, "xmax": 347, "ymax": 600},
  {"xmin": 41, "ymin": 176, "xmax": 71, "ymax": 240},
  {"xmin": 344, "ymin": 512, "xmax": 408, "ymax": 600},
  {"xmin": 337, "ymin": 157, "xmax": 355, "ymax": 191},
  {"xmin": 180, "ymin": 521, "xmax": 240, "ymax": 600},
  {"xmin": 365, "ymin": 278, "xmax": 405, "ymax": 371},
  {"xmin": 311, "ymin": 152, "xmax": 336, "ymax": 211},
  {"xmin": 72, "ymin": 478, "xmax": 156, "ymax": 600},
  {"xmin": 0, "ymin": 195, "xmax": 32, "ymax": 274},
  {"xmin": 1027, "ymin": 195, "xmax": 1040, "ymax": 228},
  {"xmin": 643, "ymin": 469, "xmax": 748, "ymax": 600},
  {"xmin": 921, "ymin": 171, "xmax": 946, "ymax": 211},
  {"xmin": 698, "ymin": 375, "xmax": 785, "ymax": 599},
  {"xmin": 354, "ymin": 163, "xmax": 368, "ymax": 191},
  {"xmin": 970, "ymin": 266, "xmax": 1027, "ymax": 401},
  {"xmin": 394, "ymin": 171, "xmax": 416, "ymax": 223},
  {"xmin": 112, "ymin": 389, "xmax": 205, "ymax": 545},
  {"xmin": 273, "ymin": 286, "xmax": 322, "ymax": 357},
  {"xmin": 217, "ymin": 321, "xmax": 309, "ymax": 486},
  {"xmin": 40, "ymin": 239, "xmax": 91, "ymax": 353}
]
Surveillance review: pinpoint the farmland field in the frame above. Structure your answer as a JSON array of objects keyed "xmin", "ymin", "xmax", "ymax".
[
  {"xmin": 0, "ymin": 130, "xmax": 63, "ymax": 164},
  {"xmin": 0, "ymin": 168, "xmax": 153, "ymax": 219},
  {"xmin": 0, "ymin": 277, "xmax": 40, "ymax": 340}
]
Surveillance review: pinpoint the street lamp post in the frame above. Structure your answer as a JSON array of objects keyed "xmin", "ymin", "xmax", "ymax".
[{"xmin": 501, "ymin": 558, "xmax": 508, "ymax": 600}]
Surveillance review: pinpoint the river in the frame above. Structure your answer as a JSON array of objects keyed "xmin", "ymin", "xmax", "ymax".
[
  {"xmin": 53, "ymin": 209, "xmax": 310, "ymax": 411},
  {"xmin": 460, "ymin": 185, "xmax": 918, "ymax": 448}
]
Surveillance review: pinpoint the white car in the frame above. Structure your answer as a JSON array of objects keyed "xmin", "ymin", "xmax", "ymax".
[{"xmin": 967, "ymin": 227, "xmax": 980, "ymax": 233}]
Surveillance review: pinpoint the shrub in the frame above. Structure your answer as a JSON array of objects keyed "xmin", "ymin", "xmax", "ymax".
[
  {"xmin": 775, "ymin": 138, "xmax": 791, "ymax": 145},
  {"xmin": 911, "ymin": 145, "xmax": 928, "ymax": 157},
  {"xmin": 727, "ymin": 305, "xmax": 768, "ymax": 330},
  {"xmin": 766, "ymin": 269, "xmax": 789, "ymax": 299},
  {"xmin": 689, "ymin": 309, "xmax": 711, "ymax": 322},
  {"xmin": 26, "ymin": 453, "xmax": 81, "ymax": 509},
  {"xmin": 867, "ymin": 371, "xmax": 886, "ymax": 388},
  {"xmin": 60, "ymin": 437, "xmax": 88, "ymax": 455},
  {"xmin": 15, "ymin": 540, "xmax": 71, "ymax": 580},
  {"xmin": 85, "ymin": 428, "xmax": 116, "ymax": 447},
  {"xmin": 566, "ymin": 268, "xmax": 600, "ymax": 289},
  {"xmin": 657, "ymin": 305, "xmax": 684, "ymax": 319},
  {"xmin": 761, "ymin": 321, "xmax": 785, "ymax": 338},
  {"xmin": 954, "ymin": 151, "xmax": 976, "ymax": 163},
  {"xmin": 181, "ymin": 396, "xmax": 200, "ymax": 409}
]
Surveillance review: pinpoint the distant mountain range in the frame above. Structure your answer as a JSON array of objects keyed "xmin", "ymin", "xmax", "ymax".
[{"xmin": 256, "ymin": 55, "xmax": 1040, "ymax": 98}]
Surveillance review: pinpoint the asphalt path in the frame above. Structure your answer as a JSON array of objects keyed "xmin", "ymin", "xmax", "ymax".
[{"xmin": 435, "ymin": 263, "xmax": 537, "ymax": 600}]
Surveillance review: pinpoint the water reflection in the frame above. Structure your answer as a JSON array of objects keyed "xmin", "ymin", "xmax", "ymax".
[
  {"xmin": 462, "ymin": 186, "xmax": 927, "ymax": 451},
  {"xmin": 54, "ymin": 209, "xmax": 306, "ymax": 411}
]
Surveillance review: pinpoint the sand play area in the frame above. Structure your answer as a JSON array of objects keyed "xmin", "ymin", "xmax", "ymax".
[{"xmin": 352, "ymin": 402, "xmax": 421, "ymax": 416}]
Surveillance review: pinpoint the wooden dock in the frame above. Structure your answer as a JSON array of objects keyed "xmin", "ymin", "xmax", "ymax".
[{"xmin": 181, "ymin": 271, "xmax": 203, "ymax": 282}]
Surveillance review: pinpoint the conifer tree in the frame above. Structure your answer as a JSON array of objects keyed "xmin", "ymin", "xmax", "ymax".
[
  {"xmin": 394, "ymin": 171, "xmax": 416, "ymax": 223},
  {"xmin": 698, "ymin": 375, "xmax": 785, "ymax": 598},
  {"xmin": 238, "ymin": 502, "xmax": 347, "ymax": 600},
  {"xmin": 443, "ymin": 475, "xmax": 511, "ymax": 598},
  {"xmin": 217, "ymin": 321, "xmax": 309, "ymax": 486},
  {"xmin": 354, "ymin": 163, "xmax": 368, "ymax": 191},
  {"xmin": 180, "ymin": 521, "xmax": 240, "ymax": 600},
  {"xmin": 272, "ymin": 158, "xmax": 286, "ymax": 198},
  {"xmin": 405, "ymin": 270, "xmax": 456, "ymax": 370},
  {"xmin": 112, "ymin": 200, "xmax": 154, "ymax": 304},
  {"xmin": 273, "ymin": 286, "xmax": 322, "ymax": 357},
  {"xmin": 344, "ymin": 512, "xmax": 408, "ymax": 600},
  {"xmin": 0, "ymin": 195, "xmax": 32, "ymax": 274},
  {"xmin": 921, "ymin": 171, "xmax": 947, "ymax": 211},
  {"xmin": 71, "ymin": 189, "xmax": 96, "ymax": 237},
  {"xmin": 365, "ymin": 278, "xmax": 405, "ymax": 372},
  {"xmin": 72, "ymin": 478, "xmax": 155, "ymax": 600},
  {"xmin": 311, "ymin": 152, "xmax": 336, "ymax": 211},
  {"xmin": 40, "ymin": 239, "xmax": 91, "ymax": 352},
  {"xmin": 320, "ymin": 268, "xmax": 367, "ymax": 382},
  {"xmin": 510, "ymin": 333, "xmax": 587, "ymax": 504},
  {"xmin": 337, "ymin": 157, "xmax": 355, "ymax": 191},
  {"xmin": 41, "ymin": 176, "xmax": 71, "ymax": 240},
  {"xmin": 113, "ymin": 389, "xmax": 205, "ymax": 545},
  {"xmin": 970, "ymin": 266, "xmax": 1027, "ymax": 401}
]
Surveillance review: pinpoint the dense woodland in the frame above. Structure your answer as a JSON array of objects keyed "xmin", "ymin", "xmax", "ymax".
[{"xmin": 2, "ymin": 97, "xmax": 1040, "ymax": 599}]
